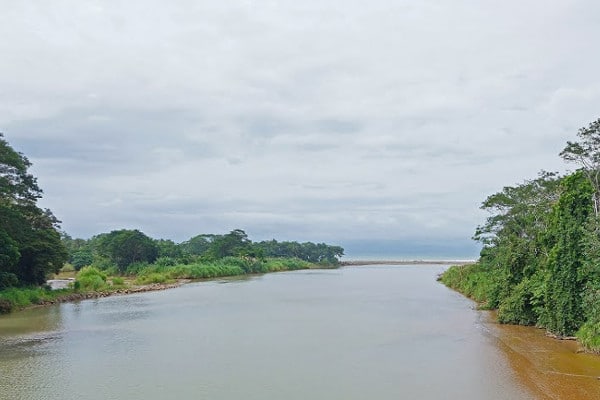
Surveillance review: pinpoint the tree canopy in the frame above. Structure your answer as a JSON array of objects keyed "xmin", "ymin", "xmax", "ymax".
[
  {"xmin": 0, "ymin": 133, "xmax": 67, "ymax": 286},
  {"xmin": 442, "ymin": 117, "xmax": 600, "ymax": 348}
]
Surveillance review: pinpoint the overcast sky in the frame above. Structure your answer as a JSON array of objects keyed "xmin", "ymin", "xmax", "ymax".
[{"xmin": 1, "ymin": 1, "xmax": 599, "ymax": 256}]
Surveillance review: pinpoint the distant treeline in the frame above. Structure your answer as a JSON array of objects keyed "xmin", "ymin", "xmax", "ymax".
[
  {"xmin": 0, "ymin": 132, "xmax": 343, "ymax": 291},
  {"xmin": 62, "ymin": 228, "xmax": 344, "ymax": 274},
  {"xmin": 441, "ymin": 118, "xmax": 600, "ymax": 352}
]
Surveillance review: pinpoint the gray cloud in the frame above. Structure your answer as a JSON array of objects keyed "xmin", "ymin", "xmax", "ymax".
[{"xmin": 2, "ymin": 0, "xmax": 600, "ymax": 257}]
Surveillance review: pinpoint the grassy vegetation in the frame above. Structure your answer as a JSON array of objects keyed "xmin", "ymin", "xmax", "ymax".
[
  {"xmin": 439, "ymin": 264, "xmax": 498, "ymax": 309},
  {"xmin": 0, "ymin": 257, "xmax": 331, "ymax": 315},
  {"xmin": 0, "ymin": 287, "xmax": 72, "ymax": 314}
]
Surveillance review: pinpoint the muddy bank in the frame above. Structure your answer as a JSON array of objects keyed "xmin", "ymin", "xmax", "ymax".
[
  {"xmin": 36, "ymin": 280, "xmax": 190, "ymax": 306},
  {"xmin": 483, "ymin": 312, "xmax": 600, "ymax": 399}
]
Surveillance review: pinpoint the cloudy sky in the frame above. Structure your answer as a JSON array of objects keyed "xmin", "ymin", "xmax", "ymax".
[{"xmin": 1, "ymin": 1, "xmax": 599, "ymax": 257}]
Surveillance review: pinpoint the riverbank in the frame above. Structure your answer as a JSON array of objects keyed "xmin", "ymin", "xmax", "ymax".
[
  {"xmin": 439, "ymin": 263, "xmax": 600, "ymax": 355},
  {"xmin": 0, "ymin": 280, "xmax": 190, "ymax": 314},
  {"xmin": 0, "ymin": 258, "xmax": 335, "ymax": 314}
]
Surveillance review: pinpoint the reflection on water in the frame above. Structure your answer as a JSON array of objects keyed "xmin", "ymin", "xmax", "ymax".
[{"xmin": 0, "ymin": 266, "xmax": 587, "ymax": 399}]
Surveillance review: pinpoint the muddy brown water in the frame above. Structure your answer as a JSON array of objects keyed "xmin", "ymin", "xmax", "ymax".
[
  {"xmin": 485, "ymin": 314, "xmax": 600, "ymax": 399},
  {"xmin": 1, "ymin": 265, "xmax": 599, "ymax": 399}
]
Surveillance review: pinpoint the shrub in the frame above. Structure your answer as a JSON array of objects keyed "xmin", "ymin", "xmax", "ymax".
[
  {"xmin": 111, "ymin": 277, "xmax": 125, "ymax": 286},
  {"xmin": 76, "ymin": 266, "xmax": 108, "ymax": 291},
  {"xmin": 577, "ymin": 321, "xmax": 600, "ymax": 352},
  {"xmin": 439, "ymin": 263, "xmax": 500, "ymax": 309},
  {"xmin": 0, "ymin": 298, "xmax": 12, "ymax": 314},
  {"xmin": 498, "ymin": 279, "xmax": 537, "ymax": 325},
  {"xmin": 0, "ymin": 272, "xmax": 18, "ymax": 289},
  {"xmin": 135, "ymin": 272, "xmax": 168, "ymax": 285},
  {"xmin": 60, "ymin": 264, "xmax": 75, "ymax": 273},
  {"xmin": 154, "ymin": 256, "xmax": 177, "ymax": 267},
  {"xmin": 125, "ymin": 262, "xmax": 149, "ymax": 275}
]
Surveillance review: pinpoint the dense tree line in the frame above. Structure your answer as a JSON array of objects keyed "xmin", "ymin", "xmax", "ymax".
[
  {"xmin": 62, "ymin": 228, "xmax": 344, "ymax": 274},
  {"xmin": 0, "ymin": 133, "xmax": 344, "ymax": 290},
  {"xmin": 442, "ymin": 118, "xmax": 600, "ymax": 350}
]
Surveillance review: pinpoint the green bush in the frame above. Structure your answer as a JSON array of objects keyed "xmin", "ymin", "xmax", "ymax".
[
  {"xmin": 0, "ymin": 287, "xmax": 68, "ymax": 313},
  {"xmin": 577, "ymin": 321, "xmax": 600, "ymax": 352},
  {"xmin": 135, "ymin": 272, "xmax": 168, "ymax": 285},
  {"xmin": 264, "ymin": 258, "xmax": 311, "ymax": 272},
  {"xmin": 76, "ymin": 266, "xmax": 108, "ymax": 291},
  {"xmin": 0, "ymin": 272, "xmax": 18, "ymax": 289},
  {"xmin": 125, "ymin": 262, "xmax": 150, "ymax": 275},
  {"xmin": 60, "ymin": 264, "xmax": 75, "ymax": 273},
  {"xmin": 498, "ymin": 279, "xmax": 537, "ymax": 325},
  {"xmin": 439, "ymin": 264, "xmax": 500, "ymax": 309},
  {"xmin": 0, "ymin": 298, "xmax": 12, "ymax": 314},
  {"xmin": 166, "ymin": 263, "xmax": 244, "ymax": 279},
  {"xmin": 111, "ymin": 277, "xmax": 125, "ymax": 286},
  {"xmin": 154, "ymin": 256, "xmax": 177, "ymax": 267}
]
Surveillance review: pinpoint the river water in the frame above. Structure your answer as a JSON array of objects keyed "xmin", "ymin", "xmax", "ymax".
[{"xmin": 0, "ymin": 265, "xmax": 597, "ymax": 399}]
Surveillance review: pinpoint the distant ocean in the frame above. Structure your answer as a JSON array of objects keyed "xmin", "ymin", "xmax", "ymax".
[{"xmin": 339, "ymin": 239, "xmax": 480, "ymax": 262}]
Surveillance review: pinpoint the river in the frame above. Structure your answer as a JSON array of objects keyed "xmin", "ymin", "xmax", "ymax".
[{"xmin": 0, "ymin": 265, "xmax": 598, "ymax": 399}]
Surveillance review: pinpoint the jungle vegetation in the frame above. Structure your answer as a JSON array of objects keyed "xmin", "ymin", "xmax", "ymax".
[{"xmin": 440, "ymin": 118, "xmax": 600, "ymax": 352}]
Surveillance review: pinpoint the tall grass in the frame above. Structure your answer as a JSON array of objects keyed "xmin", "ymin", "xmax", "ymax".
[
  {"xmin": 0, "ymin": 287, "xmax": 71, "ymax": 314},
  {"xmin": 132, "ymin": 257, "xmax": 317, "ymax": 281},
  {"xmin": 76, "ymin": 266, "xmax": 109, "ymax": 291},
  {"xmin": 439, "ymin": 263, "xmax": 499, "ymax": 309},
  {"xmin": 0, "ymin": 256, "xmax": 328, "ymax": 315}
]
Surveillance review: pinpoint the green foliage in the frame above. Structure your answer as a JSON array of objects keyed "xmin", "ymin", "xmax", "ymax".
[
  {"xmin": 0, "ymin": 134, "xmax": 68, "ymax": 286},
  {"xmin": 76, "ymin": 266, "xmax": 108, "ymax": 292},
  {"xmin": 560, "ymin": 118, "xmax": 600, "ymax": 216},
  {"xmin": 0, "ymin": 287, "xmax": 70, "ymax": 314},
  {"xmin": 154, "ymin": 239, "xmax": 182, "ymax": 259},
  {"xmin": 166, "ymin": 263, "xmax": 245, "ymax": 279},
  {"xmin": 439, "ymin": 264, "xmax": 500, "ymax": 309},
  {"xmin": 541, "ymin": 172, "xmax": 593, "ymax": 336},
  {"xmin": 0, "ymin": 272, "xmax": 18, "ymax": 289},
  {"xmin": 178, "ymin": 234, "xmax": 215, "ymax": 257},
  {"xmin": 111, "ymin": 276, "xmax": 125, "ymax": 286},
  {"xmin": 255, "ymin": 239, "xmax": 344, "ymax": 264},
  {"xmin": 125, "ymin": 261, "xmax": 150, "ymax": 275},
  {"xmin": 129, "ymin": 255, "xmax": 316, "ymax": 281},
  {"xmin": 71, "ymin": 249, "xmax": 94, "ymax": 270},
  {"xmin": 135, "ymin": 272, "xmax": 168, "ymax": 285},
  {"xmin": 440, "ymin": 118, "xmax": 600, "ymax": 348},
  {"xmin": 95, "ymin": 229, "xmax": 158, "ymax": 272},
  {"xmin": 60, "ymin": 263, "xmax": 76, "ymax": 273},
  {"xmin": 154, "ymin": 256, "xmax": 177, "ymax": 267},
  {"xmin": 204, "ymin": 229, "xmax": 251, "ymax": 260},
  {"xmin": 577, "ymin": 282, "xmax": 600, "ymax": 352},
  {"xmin": 263, "ymin": 258, "xmax": 312, "ymax": 271}
]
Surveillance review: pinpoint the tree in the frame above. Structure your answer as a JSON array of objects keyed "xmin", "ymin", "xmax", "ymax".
[
  {"xmin": 179, "ymin": 234, "xmax": 216, "ymax": 257},
  {"xmin": 0, "ymin": 133, "xmax": 42, "ymax": 206},
  {"xmin": 0, "ymin": 133, "xmax": 67, "ymax": 285},
  {"xmin": 254, "ymin": 239, "xmax": 344, "ymax": 264},
  {"xmin": 71, "ymin": 250, "xmax": 94, "ymax": 270},
  {"xmin": 155, "ymin": 239, "xmax": 181, "ymax": 259},
  {"xmin": 96, "ymin": 229, "xmax": 158, "ymax": 272},
  {"xmin": 471, "ymin": 171, "xmax": 562, "ymax": 319},
  {"xmin": 542, "ymin": 171, "xmax": 594, "ymax": 336},
  {"xmin": 205, "ymin": 229, "xmax": 251, "ymax": 260},
  {"xmin": 560, "ymin": 118, "xmax": 600, "ymax": 215}
]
